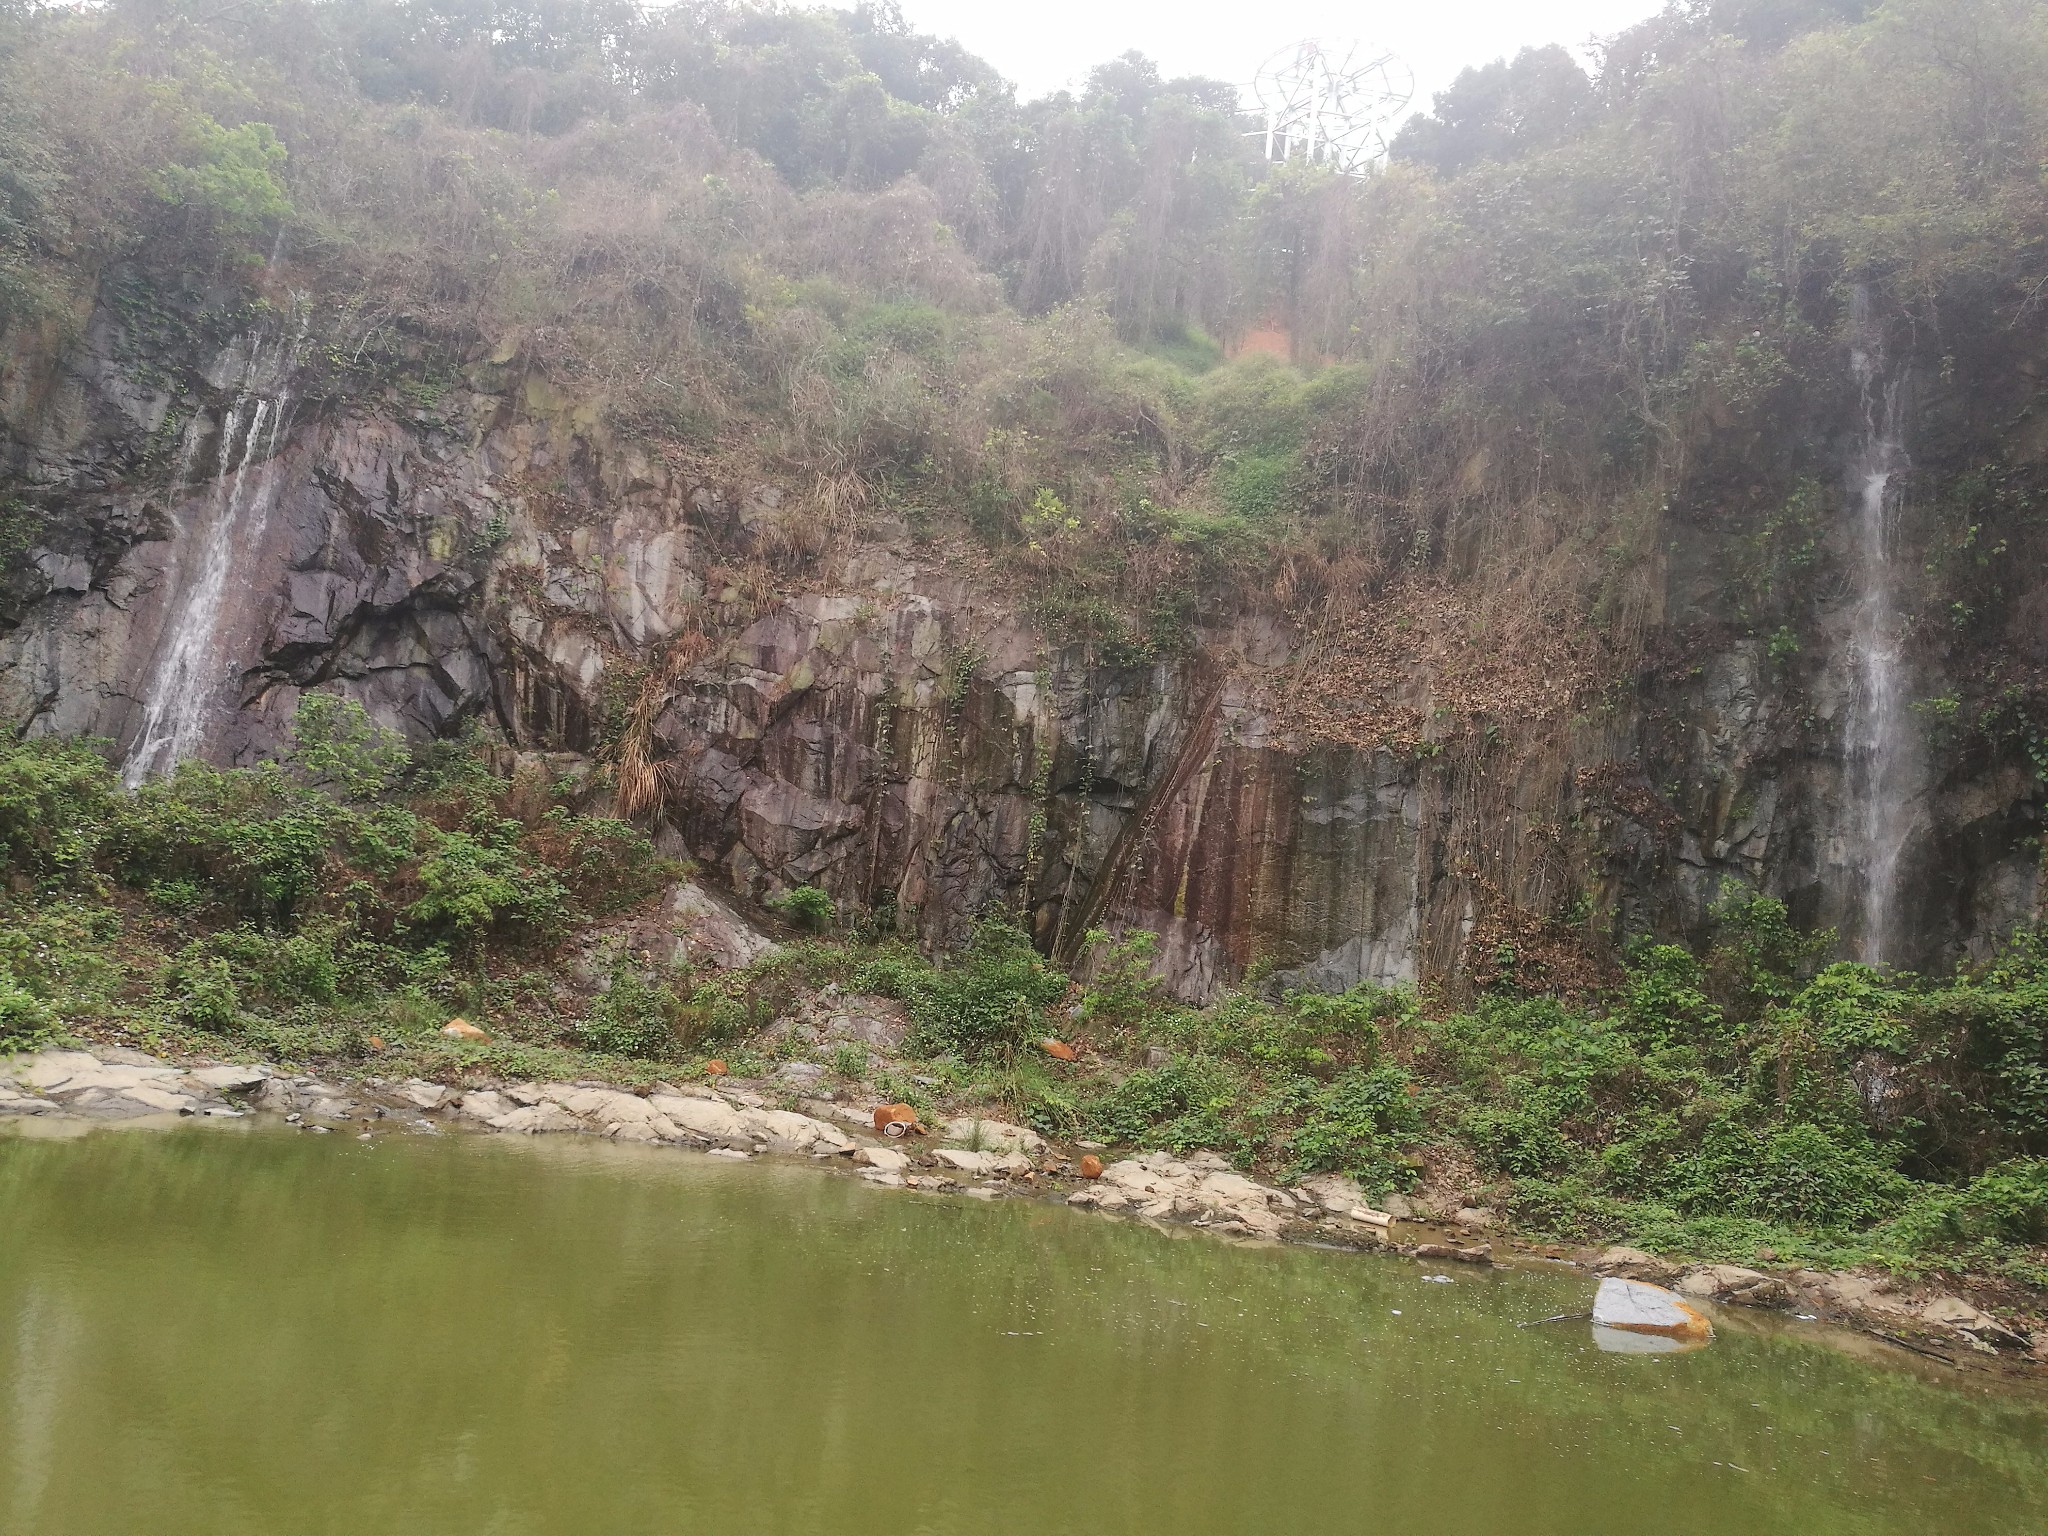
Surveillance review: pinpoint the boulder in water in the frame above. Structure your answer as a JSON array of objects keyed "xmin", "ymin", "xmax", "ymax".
[{"xmin": 1592, "ymin": 1277, "xmax": 1713, "ymax": 1344}]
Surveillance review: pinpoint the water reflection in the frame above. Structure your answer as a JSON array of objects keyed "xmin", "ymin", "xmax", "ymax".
[{"xmin": 1, "ymin": 1124, "xmax": 2043, "ymax": 1535}]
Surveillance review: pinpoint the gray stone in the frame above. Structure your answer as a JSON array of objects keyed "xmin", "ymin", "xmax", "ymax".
[
  {"xmin": 1593, "ymin": 1278, "xmax": 1712, "ymax": 1338},
  {"xmin": 392, "ymin": 1080, "xmax": 445, "ymax": 1110},
  {"xmin": 188, "ymin": 1065, "xmax": 270, "ymax": 1092},
  {"xmin": 650, "ymin": 1094, "xmax": 751, "ymax": 1145},
  {"xmin": 1919, "ymin": 1296, "xmax": 2001, "ymax": 1334},
  {"xmin": 457, "ymin": 1090, "xmax": 512, "ymax": 1121},
  {"xmin": 932, "ymin": 1148, "xmax": 1030, "ymax": 1177},
  {"xmin": 1677, "ymin": 1265, "xmax": 1789, "ymax": 1306},
  {"xmin": 256, "ymin": 1078, "xmax": 299, "ymax": 1111},
  {"xmin": 939, "ymin": 1117, "xmax": 1044, "ymax": 1155},
  {"xmin": 1593, "ymin": 1246, "xmax": 1680, "ymax": 1284},
  {"xmin": 490, "ymin": 1103, "xmax": 583, "ymax": 1135},
  {"xmin": 739, "ymin": 1107, "xmax": 856, "ymax": 1156},
  {"xmin": 117, "ymin": 1085, "xmax": 195, "ymax": 1114},
  {"xmin": 1298, "ymin": 1173, "xmax": 1367, "ymax": 1213}
]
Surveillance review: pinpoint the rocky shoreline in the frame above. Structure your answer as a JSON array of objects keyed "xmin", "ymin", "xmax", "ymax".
[{"xmin": 6, "ymin": 1042, "xmax": 2045, "ymax": 1379}]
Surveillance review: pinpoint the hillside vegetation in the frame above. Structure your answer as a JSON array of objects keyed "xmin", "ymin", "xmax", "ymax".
[
  {"xmin": 1, "ymin": 0, "xmax": 2047, "ymax": 1288},
  {"xmin": 5, "ymin": 0, "xmax": 2047, "ymax": 699}
]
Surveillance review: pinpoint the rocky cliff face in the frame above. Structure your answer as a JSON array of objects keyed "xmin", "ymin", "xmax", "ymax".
[{"xmin": 4, "ymin": 284, "xmax": 2042, "ymax": 995}]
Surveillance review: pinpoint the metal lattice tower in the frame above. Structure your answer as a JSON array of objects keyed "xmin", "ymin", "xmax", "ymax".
[{"xmin": 1247, "ymin": 39, "xmax": 1414, "ymax": 177}]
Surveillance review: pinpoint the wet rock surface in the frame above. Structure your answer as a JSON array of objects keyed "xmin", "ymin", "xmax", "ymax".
[{"xmin": 7, "ymin": 294, "xmax": 2042, "ymax": 1000}]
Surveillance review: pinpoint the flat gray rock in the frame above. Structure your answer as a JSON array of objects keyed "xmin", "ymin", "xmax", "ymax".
[
  {"xmin": 189, "ymin": 1065, "xmax": 269, "ymax": 1091},
  {"xmin": 1593, "ymin": 1277, "xmax": 1712, "ymax": 1338}
]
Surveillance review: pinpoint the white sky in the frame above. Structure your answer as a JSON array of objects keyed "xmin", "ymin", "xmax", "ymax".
[{"xmin": 892, "ymin": 0, "xmax": 1668, "ymax": 112}]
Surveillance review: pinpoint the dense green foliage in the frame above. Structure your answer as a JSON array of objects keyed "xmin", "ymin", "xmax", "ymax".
[
  {"xmin": 0, "ymin": 700, "xmax": 677, "ymax": 1056},
  {"xmin": 856, "ymin": 917, "xmax": 1068, "ymax": 1057},
  {"xmin": 715, "ymin": 904, "xmax": 2047, "ymax": 1278}
]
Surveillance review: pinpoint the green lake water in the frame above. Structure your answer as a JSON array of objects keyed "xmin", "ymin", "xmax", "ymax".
[{"xmin": 2, "ymin": 1122, "xmax": 2044, "ymax": 1535}]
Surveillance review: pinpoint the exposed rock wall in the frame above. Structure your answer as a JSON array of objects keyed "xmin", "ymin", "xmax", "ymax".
[{"xmin": 3, "ymin": 284, "xmax": 2042, "ymax": 996}]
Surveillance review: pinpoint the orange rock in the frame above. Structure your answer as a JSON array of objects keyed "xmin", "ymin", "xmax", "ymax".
[
  {"xmin": 1039, "ymin": 1038, "xmax": 1079, "ymax": 1062},
  {"xmin": 1078, "ymin": 1154, "xmax": 1104, "ymax": 1179},
  {"xmin": 705, "ymin": 1060, "xmax": 729, "ymax": 1077},
  {"xmin": 440, "ymin": 1019, "xmax": 490, "ymax": 1043},
  {"xmin": 873, "ymin": 1102, "xmax": 919, "ymax": 1135}
]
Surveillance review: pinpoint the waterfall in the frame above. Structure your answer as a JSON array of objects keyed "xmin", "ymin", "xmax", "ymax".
[
  {"xmin": 123, "ymin": 333, "xmax": 297, "ymax": 786},
  {"xmin": 1843, "ymin": 288, "xmax": 1915, "ymax": 966}
]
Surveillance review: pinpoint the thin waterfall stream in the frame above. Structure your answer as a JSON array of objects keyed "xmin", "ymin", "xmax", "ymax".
[
  {"xmin": 1844, "ymin": 289, "xmax": 1916, "ymax": 965},
  {"xmin": 123, "ymin": 331, "xmax": 298, "ymax": 786}
]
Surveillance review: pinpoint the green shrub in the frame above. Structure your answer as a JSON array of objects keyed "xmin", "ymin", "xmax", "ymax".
[
  {"xmin": 0, "ymin": 968, "xmax": 58, "ymax": 1051},
  {"xmin": 200, "ymin": 926, "xmax": 339, "ymax": 1006},
  {"xmin": 148, "ymin": 877, "xmax": 206, "ymax": 914},
  {"xmin": 1882, "ymin": 1160, "xmax": 2048, "ymax": 1253},
  {"xmin": 771, "ymin": 884, "xmax": 835, "ymax": 932},
  {"xmin": 1742, "ymin": 1121, "xmax": 1911, "ymax": 1228},
  {"xmin": 104, "ymin": 763, "xmax": 338, "ymax": 920},
  {"xmin": 407, "ymin": 829, "xmax": 568, "ymax": 939},
  {"xmin": 1706, "ymin": 893, "xmax": 1831, "ymax": 1019},
  {"xmin": 1288, "ymin": 1064, "xmax": 1424, "ymax": 1186},
  {"xmin": 0, "ymin": 737, "xmax": 112, "ymax": 880},
  {"xmin": 1216, "ymin": 450, "xmax": 1297, "ymax": 521},
  {"xmin": 1082, "ymin": 1054, "xmax": 1245, "ymax": 1154},
  {"xmin": 874, "ymin": 918, "xmax": 1066, "ymax": 1058},
  {"xmin": 169, "ymin": 953, "xmax": 241, "ymax": 1031},
  {"xmin": 578, "ymin": 963, "xmax": 683, "ymax": 1058},
  {"xmin": 530, "ymin": 809, "xmax": 675, "ymax": 915},
  {"xmin": 1622, "ymin": 942, "xmax": 1721, "ymax": 1044},
  {"xmin": 1078, "ymin": 927, "xmax": 1164, "ymax": 1031},
  {"xmin": 287, "ymin": 693, "xmax": 410, "ymax": 799}
]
